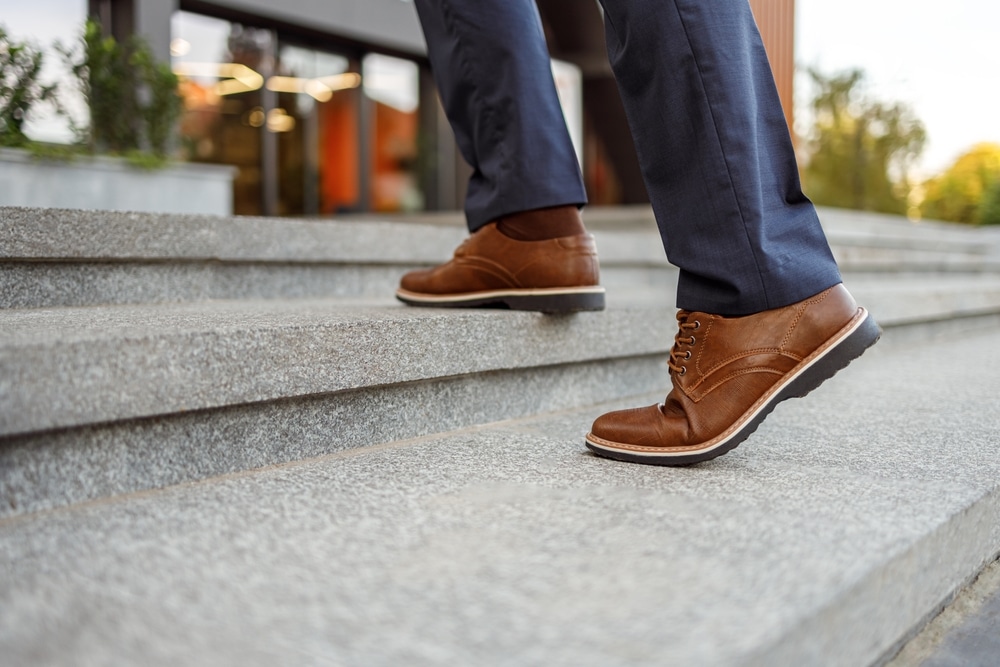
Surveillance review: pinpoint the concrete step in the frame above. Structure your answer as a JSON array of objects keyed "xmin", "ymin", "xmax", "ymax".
[
  {"xmin": 580, "ymin": 206, "xmax": 1000, "ymax": 274},
  {"xmin": 0, "ymin": 295, "xmax": 672, "ymax": 518},
  {"xmin": 3, "ymin": 276, "xmax": 999, "ymax": 520},
  {"xmin": 4, "ymin": 206, "xmax": 1000, "ymax": 309},
  {"xmin": 1, "ymin": 326, "xmax": 998, "ymax": 666},
  {"xmin": 0, "ymin": 206, "xmax": 467, "ymax": 309},
  {"xmin": 4, "ymin": 203, "xmax": 1000, "ymax": 519}
]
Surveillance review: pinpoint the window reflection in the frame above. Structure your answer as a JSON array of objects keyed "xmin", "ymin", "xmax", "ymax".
[
  {"xmin": 363, "ymin": 53, "xmax": 423, "ymax": 213},
  {"xmin": 172, "ymin": 10, "xmax": 425, "ymax": 217},
  {"xmin": 172, "ymin": 12, "xmax": 271, "ymax": 215},
  {"xmin": 275, "ymin": 44, "xmax": 360, "ymax": 215}
]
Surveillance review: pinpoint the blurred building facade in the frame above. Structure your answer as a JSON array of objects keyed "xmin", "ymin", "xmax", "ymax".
[{"xmin": 11, "ymin": 0, "xmax": 797, "ymax": 217}]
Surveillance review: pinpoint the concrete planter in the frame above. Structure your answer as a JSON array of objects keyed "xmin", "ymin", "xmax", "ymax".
[{"xmin": 0, "ymin": 148, "xmax": 236, "ymax": 216}]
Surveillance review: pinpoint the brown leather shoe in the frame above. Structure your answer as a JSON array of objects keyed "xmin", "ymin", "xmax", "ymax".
[
  {"xmin": 396, "ymin": 222, "xmax": 605, "ymax": 313},
  {"xmin": 585, "ymin": 284, "xmax": 880, "ymax": 465}
]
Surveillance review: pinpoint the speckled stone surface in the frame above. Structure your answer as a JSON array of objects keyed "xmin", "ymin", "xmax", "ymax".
[
  {"xmin": 0, "ymin": 207, "xmax": 466, "ymax": 262},
  {"xmin": 9, "ymin": 205, "xmax": 995, "ymax": 263},
  {"xmin": 4, "ymin": 280, "xmax": 1000, "ymax": 436},
  {"xmin": 0, "ymin": 328, "xmax": 998, "ymax": 666},
  {"xmin": 0, "ymin": 299, "xmax": 674, "ymax": 436},
  {"xmin": 0, "ymin": 354, "xmax": 668, "ymax": 518},
  {"xmin": 5, "ymin": 206, "xmax": 1000, "ymax": 309},
  {"xmin": 0, "ymin": 206, "xmax": 678, "ymax": 309},
  {"xmin": 0, "ymin": 261, "xmax": 417, "ymax": 309},
  {"xmin": 849, "ymin": 276, "xmax": 1000, "ymax": 325},
  {"xmin": 3, "ymin": 282, "xmax": 1000, "ymax": 519}
]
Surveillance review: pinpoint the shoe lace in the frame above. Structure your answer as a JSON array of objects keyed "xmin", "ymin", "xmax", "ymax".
[{"xmin": 667, "ymin": 311, "xmax": 700, "ymax": 377}]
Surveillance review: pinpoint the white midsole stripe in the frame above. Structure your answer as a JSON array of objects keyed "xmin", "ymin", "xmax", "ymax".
[{"xmin": 397, "ymin": 286, "xmax": 606, "ymax": 303}]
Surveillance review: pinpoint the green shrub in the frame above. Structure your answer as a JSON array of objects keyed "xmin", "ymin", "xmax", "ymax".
[
  {"xmin": 59, "ymin": 19, "xmax": 182, "ymax": 159},
  {"xmin": 921, "ymin": 143, "xmax": 1000, "ymax": 225},
  {"xmin": 978, "ymin": 180, "xmax": 1000, "ymax": 226}
]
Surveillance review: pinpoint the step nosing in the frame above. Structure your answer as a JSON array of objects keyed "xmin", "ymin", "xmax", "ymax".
[{"xmin": 0, "ymin": 306, "xmax": 674, "ymax": 436}]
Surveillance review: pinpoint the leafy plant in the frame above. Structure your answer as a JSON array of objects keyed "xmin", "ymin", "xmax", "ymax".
[
  {"xmin": 799, "ymin": 68, "xmax": 926, "ymax": 216},
  {"xmin": 0, "ymin": 26, "xmax": 57, "ymax": 147},
  {"xmin": 132, "ymin": 46, "xmax": 182, "ymax": 156},
  {"xmin": 979, "ymin": 180, "xmax": 1000, "ymax": 226},
  {"xmin": 58, "ymin": 19, "xmax": 181, "ymax": 160},
  {"xmin": 921, "ymin": 143, "xmax": 1000, "ymax": 225}
]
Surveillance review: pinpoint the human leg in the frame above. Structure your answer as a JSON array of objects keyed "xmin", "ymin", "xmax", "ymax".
[
  {"xmin": 398, "ymin": 0, "xmax": 604, "ymax": 312},
  {"xmin": 598, "ymin": 0, "xmax": 841, "ymax": 317},
  {"xmin": 586, "ymin": 0, "xmax": 879, "ymax": 464},
  {"xmin": 410, "ymin": 0, "xmax": 586, "ymax": 231}
]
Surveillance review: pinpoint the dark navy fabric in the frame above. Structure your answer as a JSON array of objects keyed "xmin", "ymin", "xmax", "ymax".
[
  {"xmin": 412, "ymin": 0, "xmax": 588, "ymax": 231},
  {"xmin": 414, "ymin": 0, "xmax": 843, "ymax": 316}
]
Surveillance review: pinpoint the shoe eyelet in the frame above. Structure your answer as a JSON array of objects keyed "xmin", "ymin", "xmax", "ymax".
[
  {"xmin": 693, "ymin": 321, "xmax": 701, "ymax": 330},
  {"xmin": 688, "ymin": 335, "xmax": 696, "ymax": 345},
  {"xmin": 684, "ymin": 350, "xmax": 692, "ymax": 360},
  {"xmin": 678, "ymin": 366, "xmax": 686, "ymax": 376}
]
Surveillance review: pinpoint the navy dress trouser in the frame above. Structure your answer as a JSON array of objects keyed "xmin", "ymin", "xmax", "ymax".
[{"xmin": 412, "ymin": 0, "xmax": 843, "ymax": 317}]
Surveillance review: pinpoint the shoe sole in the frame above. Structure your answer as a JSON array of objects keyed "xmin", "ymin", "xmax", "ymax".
[
  {"xmin": 396, "ymin": 286, "xmax": 606, "ymax": 314},
  {"xmin": 584, "ymin": 307, "xmax": 882, "ymax": 466}
]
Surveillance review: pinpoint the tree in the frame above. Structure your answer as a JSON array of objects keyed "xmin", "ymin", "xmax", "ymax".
[
  {"xmin": 920, "ymin": 143, "xmax": 1000, "ymax": 225},
  {"xmin": 799, "ymin": 68, "xmax": 926, "ymax": 216},
  {"xmin": 979, "ymin": 180, "xmax": 1000, "ymax": 226}
]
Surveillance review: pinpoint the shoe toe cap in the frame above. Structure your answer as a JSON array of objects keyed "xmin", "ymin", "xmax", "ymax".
[
  {"xmin": 590, "ymin": 405, "xmax": 672, "ymax": 448},
  {"xmin": 399, "ymin": 268, "xmax": 435, "ymax": 293}
]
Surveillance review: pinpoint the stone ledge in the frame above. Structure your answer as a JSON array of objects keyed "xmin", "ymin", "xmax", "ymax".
[
  {"xmin": 850, "ymin": 277, "xmax": 1000, "ymax": 324},
  {"xmin": 0, "ymin": 151, "xmax": 237, "ymax": 217},
  {"xmin": 0, "ymin": 206, "xmax": 466, "ymax": 263},
  {"xmin": 0, "ymin": 298, "xmax": 673, "ymax": 437},
  {"xmin": 4, "ymin": 277, "xmax": 1000, "ymax": 438},
  {"xmin": 5, "ymin": 205, "xmax": 999, "ymax": 265},
  {"xmin": 0, "ymin": 354, "xmax": 668, "ymax": 519},
  {"xmin": 1, "ymin": 327, "xmax": 997, "ymax": 665}
]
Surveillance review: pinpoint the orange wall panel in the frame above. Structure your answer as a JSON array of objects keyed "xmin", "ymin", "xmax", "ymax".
[{"xmin": 748, "ymin": 0, "xmax": 796, "ymax": 134}]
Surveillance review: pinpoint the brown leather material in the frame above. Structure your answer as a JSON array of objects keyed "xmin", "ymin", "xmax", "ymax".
[
  {"xmin": 587, "ymin": 284, "xmax": 875, "ymax": 460},
  {"xmin": 399, "ymin": 222, "xmax": 601, "ymax": 296}
]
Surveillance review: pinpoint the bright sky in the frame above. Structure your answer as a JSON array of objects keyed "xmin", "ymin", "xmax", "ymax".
[{"xmin": 796, "ymin": 0, "xmax": 1000, "ymax": 178}]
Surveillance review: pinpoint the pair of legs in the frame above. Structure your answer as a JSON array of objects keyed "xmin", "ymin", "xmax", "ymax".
[{"xmin": 399, "ymin": 0, "xmax": 880, "ymax": 464}]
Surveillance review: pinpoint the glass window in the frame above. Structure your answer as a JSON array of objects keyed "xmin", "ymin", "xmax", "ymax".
[
  {"xmin": 172, "ymin": 11, "xmax": 273, "ymax": 215},
  {"xmin": 172, "ymin": 10, "xmax": 427, "ymax": 217},
  {"xmin": 274, "ymin": 44, "xmax": 360, "ymax": 215},
  {"xmin": 363, "ymin": 53, "xmax": 423, "ymax": 213}
]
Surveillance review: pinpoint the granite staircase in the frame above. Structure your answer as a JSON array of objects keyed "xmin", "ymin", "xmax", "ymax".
[{"xmin": 2, "ymin": 205, "xmax": 1000, "ymax": 666}]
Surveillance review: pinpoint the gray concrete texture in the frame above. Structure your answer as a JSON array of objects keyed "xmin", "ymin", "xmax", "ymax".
[
  {"xmin": 0, "ymin": 354, "xmax": 668, "ymax": 519},
  {"xmin": 849, "ymin": 276, "xmax": 1000, "ymax": 326},
  {"xmin": 2, "ymin": 284, "xmax": 996, "ymax": 519},
  {"xmin": 3, "ymin": 278, "xmax": 1000, "ymax": 438},
  {"xmin": 1, "ymin": 327, "xmax": 998, "ymax": 666},
  {"xmin": 5, "ymin": 206, "xmax": 1000, "ymax": 309},
  {"xmin": 0, "ymin": 151, "xmax": 236, "ymax": 216},
  {"xmin": 0, "ymin": 207, "xmax": 467, "ymax": 263},
  {"xmin": 888, "ymin": 557, "xmax": 1000, "ymax": 666},
  {"xmin": 920, "ymin": 585, "xmax": 1000, "ymax": 667},
  {"xmin": 5, "ymin": 205, "xmax": 999, "ymax": 265},
  {"xmin": 0, "ymin": 299, "xmax": 673, "ymax": 437},
  {"xmin": 0, "ymin": 261, "xmax": 417, "ymax": 309}
]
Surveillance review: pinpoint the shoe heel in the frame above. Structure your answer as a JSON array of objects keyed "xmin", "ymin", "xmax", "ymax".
[
  {"xmin": 504, "ymin": 291, "xmax": 606, "ymax": 314},
  {"xmin": 787, "ymin": 310, "xmax": 881, "ymax": 399}
]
